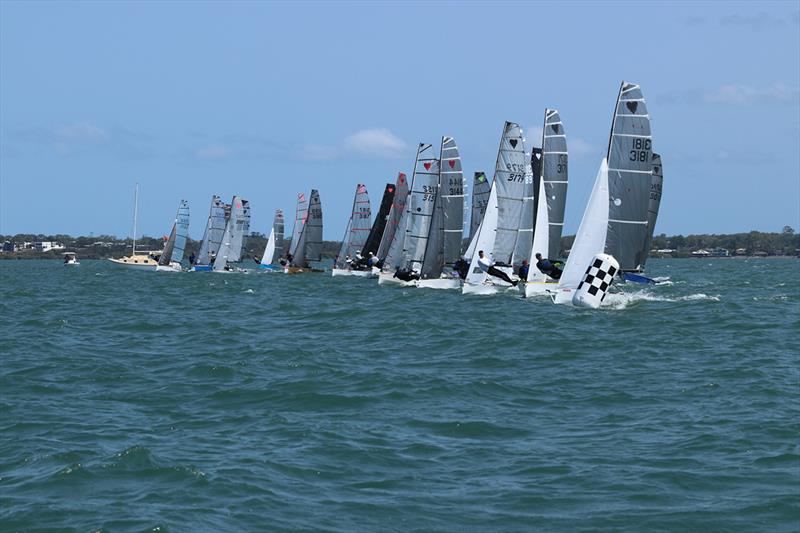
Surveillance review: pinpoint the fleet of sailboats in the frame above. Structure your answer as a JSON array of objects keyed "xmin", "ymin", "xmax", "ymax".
[{"xmin": 103, "ymin": 81, "xmax": 663, "ymax": 308}]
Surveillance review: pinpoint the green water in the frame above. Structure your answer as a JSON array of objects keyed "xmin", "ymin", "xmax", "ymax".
[{"xmin": 1, "ymin": 258, "xmax": 798, "ymax": 531}]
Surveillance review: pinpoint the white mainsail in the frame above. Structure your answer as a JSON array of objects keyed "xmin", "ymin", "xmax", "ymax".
[
  {"xmin": 399, "ymin": 143, "xmax": 439, "ymax": 273},
  {"xmin": 492, "ymin": 122, "xmax": 527, "ymax": 265},
  {"xmin": 289, "ymin": 193, "xmax": 309, "ymax": 259},
  {"xmin": 377, "ymin": 172, "xmax": 409, "ymax": 264},
  {"xmin": 213, "ymin": 196, "xmax": 250, "ymax": 271},
  {"xmin": 195, "ymin": 195, "xmax": 228, "ymax": 266}
]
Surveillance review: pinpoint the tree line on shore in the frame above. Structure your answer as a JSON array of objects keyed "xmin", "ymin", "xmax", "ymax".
[{"xmin": 2, "ymin": 227, "xmax": 797, "ymax": 260}]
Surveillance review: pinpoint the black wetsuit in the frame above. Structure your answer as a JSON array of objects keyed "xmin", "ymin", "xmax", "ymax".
[{"xmin": 536, "ymin": 259, "xmax": 563, "ymax": 280}]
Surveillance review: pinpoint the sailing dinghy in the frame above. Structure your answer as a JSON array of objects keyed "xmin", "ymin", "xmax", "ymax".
[
  {"xmin": 462, "ymin": 122, "xmax": 526, "ymax": 294},
  {"xmin": 417, "ymin": 136, "xmax": 465, "ymax": 290},
  {"xmin": 192, "ymin": 195, "xmax": 229, "ymax": 271},
  {"xmin": 257, "ymin": 209, "xmax": 285, "ymax": 271},
  {"xmin": 525, "ymin": 109, "xmax": 569, "ymax": 296},
  {"xmin": 378, "ymin": 143, "xmax": 438, "ymax": 286},
  {"xmin": 286, "ymin": 189, "xmax": 324, "ymax": 273},
  {"xmin": 155, "ymin": 200, "xmax": 190, "ymax": 272},
  {"xmin": 212, "ymin": 196, "xmax": 251, "ymax": 272},
  {"xmin": 552, "ymin": 81, "xmax": 655, "ymax": 307},
  {"xmin": 375, "ymin": 173, "xmax": 410, "ymax": 284},
  {"xmin": 332, "ymin": 184, "xmax": 374, "ymax": 277}
]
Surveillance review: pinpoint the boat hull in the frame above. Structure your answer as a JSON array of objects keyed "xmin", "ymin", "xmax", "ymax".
[
  {"xmin": 462, "ymin": 281, "xmax": 500, "ymax": 295},
  {"xmin": 155, "ymin": 262, "xmax": 182, "ymax": 273},
  {"xmin": 377, "ymin": 272, "xmax": 416, "ymax": 286},
  {"xmin": 331, "ymin": 268, "xmax": 378, "ymax": 278},
  {"xmin": 523, "ymin": 280, "xmax": 558, "ymax": 297},
  {"xmin": 417, "ymin": 277, "xmax": 462, "ymax": 290},
  {"xmin": 107, "ymin": 257, "xmax": 157, "ymax": 270}
]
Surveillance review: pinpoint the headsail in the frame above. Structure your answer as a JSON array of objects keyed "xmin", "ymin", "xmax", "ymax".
[
  {"xmin": 605, "ymin": 81, "xmax": 653, "ymax": 272},
  {"xmin": 335, "ymin": 184, "xmax": 371, "ymax": 269},
  {"xmin": 469, "ymin": 172, "xmax": 491, "ymax": 242},
  {"xmin": 159, "ymin": 200, "xmax": 189, "ymax": 266},
  {"xmin": 400, "ymin": 143, "xmax": 439, "ymax": 272},
  {"xmin": 637, "ymin": 152, "xmax": 663, "ymax": 269},
  {"xmin": 195, "ymin": 195, "xmax": 228, "ymax": 266},
  {"xmin": 421, "ymin": 136, "xmax": 464, "ymax": 279},
  {"xmin": 492, "ymin": 121, "xmax": 527, "ymax": 265},
  {"xmin": 379, "ymin": 173, "xmax": 410, "ymax": 270},
  {"xmin": 363, "ymin": 182, "xmax": 395, "ymax": 257},
  {"xmin": 554, "ymin": 159, "xmax": 610, "ymax": 304},
  {"xmin": 463, "ymin": 185, "xmax": 499, "ymax": 289}
]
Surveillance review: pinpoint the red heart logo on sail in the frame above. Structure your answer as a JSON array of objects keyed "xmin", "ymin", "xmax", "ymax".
[
  {"xmin": 423, "ymin": 162, "xmax": 432, "ymax": 170},
  {"xmin": 448, "ymin": 160, "xmax": 455, "ymax": 169}
]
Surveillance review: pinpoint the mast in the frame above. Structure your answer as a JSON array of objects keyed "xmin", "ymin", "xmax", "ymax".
[{"xmin": 132, "ymin": 182, "xmax": 139, "ymax": 256}]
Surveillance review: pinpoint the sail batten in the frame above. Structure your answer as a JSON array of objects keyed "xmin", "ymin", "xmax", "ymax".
[
  {"xmin": 195, "ymin": 196, "xmax": 228, "ymax": 266},
  {"xmin": 380, "ymin": 173, "xmax": 410, "ymax": 271},
  {"xmin": 400, "ymin": 143, "xmax": 439, "ymax": 272},
  {"xmin": 491, "ymin": 122, "xmax": 527, "ymax": 265}
]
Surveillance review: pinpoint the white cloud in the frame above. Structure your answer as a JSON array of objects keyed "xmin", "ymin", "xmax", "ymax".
[
  {"xmin": 342, "ymin": 128, "xmax": 407, "ymax": 158},
  {"xmin": 194, "ymin": 144, "xmax": 233, "ymax": 159},
  {"xmin": 53, "ymin": 122, "xmax": 109, "ymax": 143},
  {"xmin": 704, "ymin": 83, "xmax": 800, "ymax": 105}
]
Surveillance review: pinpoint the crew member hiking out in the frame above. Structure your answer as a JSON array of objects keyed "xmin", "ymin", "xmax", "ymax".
[
  {"xmin": 477, "ymin": 250, "xmax": 518, "ymax": 286},
  {"xmin": 535, "ymin": 253, "xmax": 563, "ymax": 279}
]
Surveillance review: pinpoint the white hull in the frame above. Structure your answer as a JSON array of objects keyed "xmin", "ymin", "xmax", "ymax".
[
  {"xmin": 523, "ymin": 280, "xmax": 558, "ymax": 297},
  {"xmin": 63, "ymin": 261, "xmax": 80, "ymax": 266},
  {"xmin": 331, "ymin": 268, "xmax": 378, "ymax": 278},
  {"xmin": 155, "ymin": 263, "xmax": 182, "ymax": 272},
  {"xmin": 377, "ymin": 272, "xmax": 416, "ymax": 286},
  {"xmin": 462, "ymin": 281, "xmax": 500, "ymax": 295},
  {"xmin": 417, "ymin": 277, "xmax": 462, "ymax": 290}
]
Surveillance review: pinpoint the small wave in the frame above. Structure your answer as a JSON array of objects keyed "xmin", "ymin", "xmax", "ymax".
[
  {"xmin": 652, "ymin": 276, "xmax": 671, "ymax": 282},
  {"xmin": 603, "ymin": 291, "xmax": 720, "ymax": 309},
  {"xmin": 243, "ymin": 289, "xmax": 254, "ymax": 294}
]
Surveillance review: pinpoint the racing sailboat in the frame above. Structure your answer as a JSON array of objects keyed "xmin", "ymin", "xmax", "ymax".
[
  {"xmin": 418, "ymin": 136, "xmax": 464, "ymax": 289},
  {"xmin": 287, "ymin": 189, "xmax": 323, "ymax": 273},
  {"xmin": 462, "ymin": 122, "xmax": 526, "ymax": 294},
  {"xmin": 553, "ymin": 81, "xmax": 655, "ymax": 306},
  {"xmin": 212, "ymin": 196, "xmax": 251, "ymax": 272},
  {"xmin": 257, "ymin": 209, "xmax": 285, "ymax": 271},
  {"xmin": 191, "ymin": 195, "xmax": 229, "ymax": 271},
  {"xmin": 525, "ymin": 109, "xmax": 569, "ymax": 296},
  {"xmin": 332, "ymin": 184, "xmax": 373, "ymax": 277},
  {"xmin": 155, "ymin": 200, "xmax": 190, "ymax": 272}
]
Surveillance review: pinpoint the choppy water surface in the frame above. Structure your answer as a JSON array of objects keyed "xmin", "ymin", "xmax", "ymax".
[{"xmin": 1, "ymin": 258, "xmax": 798, "ymax": 531}]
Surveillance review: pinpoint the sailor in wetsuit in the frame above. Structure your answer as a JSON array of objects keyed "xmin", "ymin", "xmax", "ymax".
[
  {"xmin": 518, "ymin": 259, "xmax": 530, "ymax": 280},
  {"xmin": 534, "ymin": 253, "xmax": 563, "ymax": 279},
  {"xmin": 453, "ymin": 258, "xmax": 469, "ymax": 280},
  {"xmin": 477, "ymin": 250, "xmax": 518, "ymax": 286}
]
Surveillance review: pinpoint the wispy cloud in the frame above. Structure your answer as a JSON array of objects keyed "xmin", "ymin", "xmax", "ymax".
[
  {"xmin": 53, "ymin": 122, "xmax": 109, "ymax": 143},
  {"xmin": 294, "ymin": 128, "xmax": 409, "ymax": 161},
  {"xmin": 705, "ymin": 83, "xmax": 799, "ymax": 105},
  {"xmin": 342, "ymin": 128, "xmax": 408, "ymax": 158}
]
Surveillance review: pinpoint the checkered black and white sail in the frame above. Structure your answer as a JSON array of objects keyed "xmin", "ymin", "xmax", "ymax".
[{"xmin": 572, "ymin": 253, "xmax": 620, "ymax": 309}]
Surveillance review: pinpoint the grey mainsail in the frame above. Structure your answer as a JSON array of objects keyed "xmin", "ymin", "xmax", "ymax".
[
  {"xmin": 469, "ymin": 172, "xmax": 491, "ymax": 242},
  {"xmin": 605, "ymin": 81, "xmax": 653, "ymax": 272},
  {"xmin": 492, "ymin": 122, "xmax": 527, "ymax": 265},
  {"xmin": 294, "ymin": 189, "xmax": 322, "ymax": 267},
  {"xmin": 335, "ymin": 184, "xmax": 371, "ymax": 269},
  {"xmin": 379, "ymin": 172, "xmax": 410, "ymax": 269},
  {"xmin": 541, "ymin": 109, "xmax": 569, "ymax": 259},
  {"xmin": 227, "ymin": 197, "xmax": 250, "ymax": 262},
  {"xmin": 400, "ymin": 143, "xmax": 439, "ymax": 272},
  {"xmin": 363, "ymin": 183, "xmax": 395, "ymax": 256},
  {"xmin": 272, "ymin": 209, "xmax": 285, "ymax": 263},
  {"xmin": 289, "ymin": 192, "xmax": 309, "ymax": 258},
  {"xmin": 512, "ymin": 154, "xmax": 534, "ymax": 266},
  {"xmin": 159, "ymin": 200, "xmax": 190, "ymax": 266},
  {"xmin": 213, "ymin": 196, "xmax": 249, "ymax": 270},
  {"xmin": 421, "ymin": 136, "xmax": 464, "ymax": 279},
  {"xmin": 637, "ymin": 152, "xmax": 663, "ymax": 269},
  {"xmin": 195, "ymin": 195, "xmax": 228, "ymax": 266}
]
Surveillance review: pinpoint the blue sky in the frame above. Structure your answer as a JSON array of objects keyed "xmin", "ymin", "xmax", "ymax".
[{"xmin": 1, "ymin": 0, "xmax": 798, "ymax": 240}]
